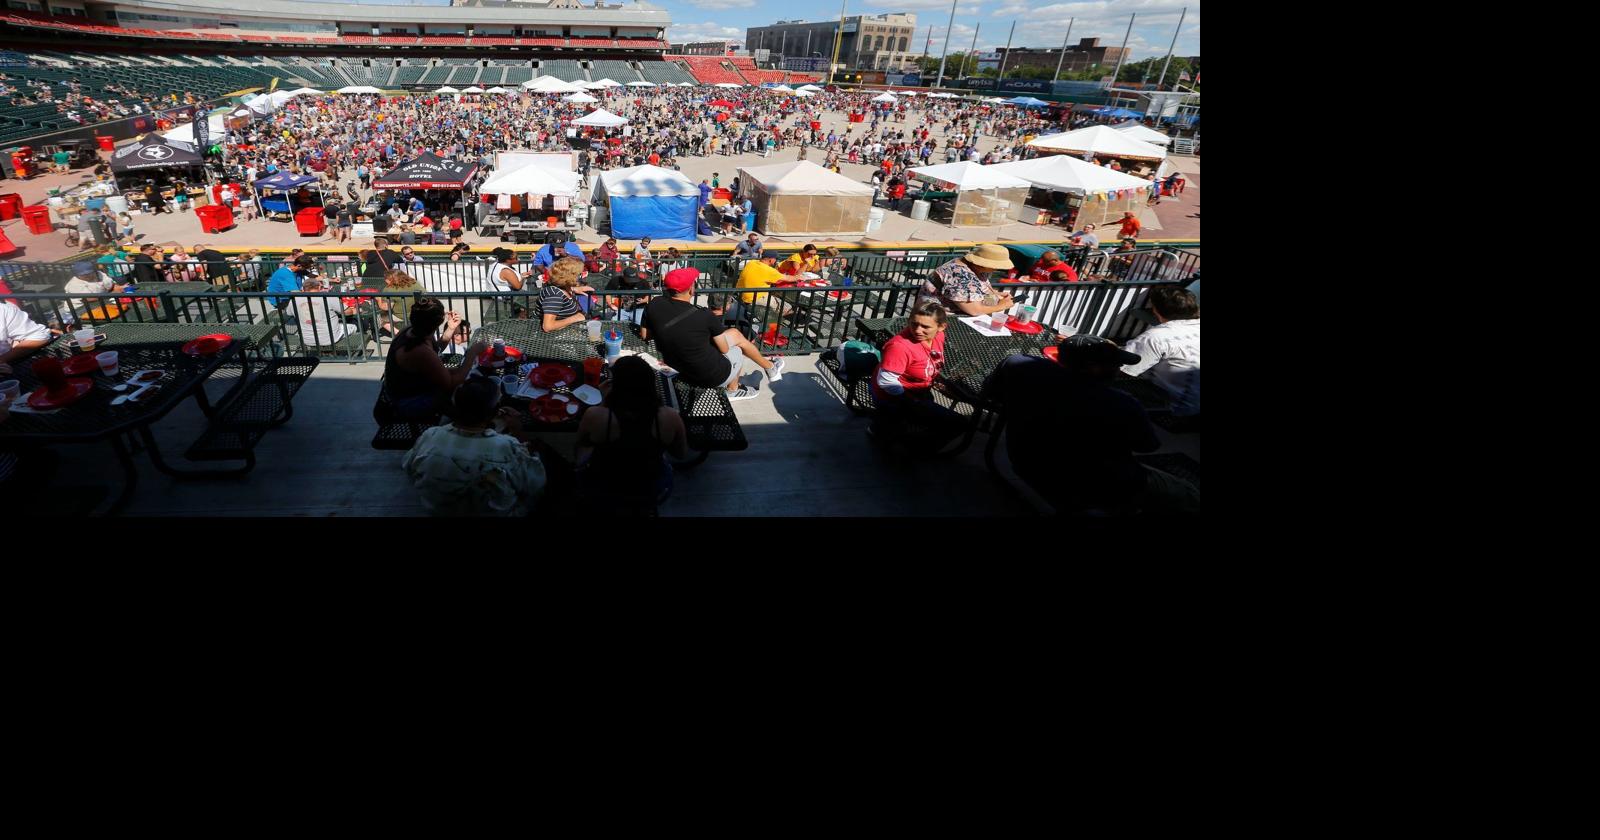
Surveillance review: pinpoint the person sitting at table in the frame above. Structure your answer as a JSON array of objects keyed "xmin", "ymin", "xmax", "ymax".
[
  {"xmin": 532, "ymin": 231, "xmax": 584, "ymax": 270},
  {"xmin": 779, "ymin": 243, "xmax": 822, "ymax": 277},
  {"xmin": 631, "ymin": 237, "xmax": 654, "ymax": 271},
  {"xmin": 732, "ymin": 233, "xmax": 764, "ymax": 261},
  {"xmin": 0, "ymin": 299, "xmax": 51, "ymax": 364},
  {"xmin": 868, "ymin": 301, "xmax": 967, "ymax": 452},
  {"xmin": 1109, "ymin": 239, "xmax": 1139, "ymax": 280},
  {"xmin": 383, "ymin": 299, "xmax": 487, "ymax": 420},
  {"xmin": 129, "ymin": 243, "xmax": 166, "ymax": 285},
  {"xmin": 735, "ymin": 254, "xmax": 790, "ymax": 325},
  {"xmin": 293, "ymin": 275, "xmax": 359, "ymax": 347},
  {"xmin": 593, "ymin": 237, "xmax": 622, "ymax": 273},
  {"xmin": 640, "ymin": 267, "xmax": 782, "ymax": 402},
  {"xmin": 402, "ymin": 376, "xmax": 547, "ymax": 517},
  {"xmin": 485, "ymin": 247, "xmax": 535, "ymax": 320},
  {"xmin": 1028, "ymin": 250, "xmax": 1079, "ymax": 283},
  {"xmin": 574, "ymin": 355, "xmax": 689, "ymax": 511},
  {"xmin": 165, "ymin": 245, "xmax": 198, "ymax": 282},
  {"xmin": 981, "ymin": 335, "xmax": 1198, "ymax": 515},
  {"xmin": 267, "ymin": 255, "xmax": 314, "ymax": 310},
  {"xmin": 1120, "ymin": 286, "xmax": 1200, "ymax": 419},
  {"xmin": 540, "ymin": 257, "xmax": 596, "ymax": 332},
  {"xmin": 918, "ymin": 244, "xmax": 1015, "ymax": 317},
  {"xmin": 59, "ymin": 261, "xmax": 120, "ymax": 326}
]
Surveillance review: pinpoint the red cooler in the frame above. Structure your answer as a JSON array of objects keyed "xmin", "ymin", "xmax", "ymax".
[
  {"xmin": 95, "ymin": 135, "xmax": 115, "ymax": 152},
  {"xmin": 22, "ymin": 204, "xmax": 53, "ymax": 235},
  {"xmin": 195, "ymin": 204, "xmax": 234, "ymax": 234},
  {"xmin": 295, "ymin": 206, "xmax": 326, "ymax": 236},
  {"xmin": 0, "ymin": 193, "xmax": 21, "ymax": 220}
]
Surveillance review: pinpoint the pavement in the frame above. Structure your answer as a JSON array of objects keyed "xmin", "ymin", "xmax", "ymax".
[{"xmin": 0, "ymin": 103, "xmax": 1199, "ymax": 263}]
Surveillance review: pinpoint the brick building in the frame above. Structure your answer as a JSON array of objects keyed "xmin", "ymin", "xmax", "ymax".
[
  {"xmin": 976, "ymin": 37, "xmax": 1129, "ymax": 75},
  {"xmin": 746, "ymin": 13, "xmax": 917, "ymax": 72}
]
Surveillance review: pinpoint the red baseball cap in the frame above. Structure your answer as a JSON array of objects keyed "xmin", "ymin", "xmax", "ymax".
[{"xmin": 664, "ymin": 267, "xmax": 699, "ymax": 293}]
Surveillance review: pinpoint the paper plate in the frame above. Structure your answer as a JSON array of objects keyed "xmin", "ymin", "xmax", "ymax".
[
  {"xmin": 27, "ymin": 379, "xmax": 93, "ymax": 410},
  {"xmin": 181, "ymin": 334, "xmax": 234, "ymax": 356},
  {"xmin": 531, "ymin": 364, "xmax": 576, "ymax": 389},
  {"xmin": 62, "ymin": 354, "xmax": 101, "ymax": 377}
]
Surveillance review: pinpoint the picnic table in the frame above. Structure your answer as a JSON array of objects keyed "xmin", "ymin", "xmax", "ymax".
[
  {"xmin": 98, "ymin": 319, "xmax": 283, "ymax": 353},
  {"xmin": 0, "ymin": 337, "xmax": 249, "ymax": 515}
]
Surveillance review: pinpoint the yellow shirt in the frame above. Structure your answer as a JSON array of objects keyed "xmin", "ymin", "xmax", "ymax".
[
  {"xmin": 737, "ymin": 260, "xmax": 784, "ymax": 305},
  {"xmin": 781, "ymin": 254, "xmax": 821, "ymax": 277}
]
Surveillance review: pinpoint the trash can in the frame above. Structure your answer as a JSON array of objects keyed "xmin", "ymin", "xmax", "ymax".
[
  {"xmin": 867, "ymin": 207, "xmax": 886, "ymax": 232},
  {"xmin": 105, "ymin": 195, "xmax": 128, "ymax": 214},
  {"xmin": 22, "ymin": 204, "xmax": 54, "ymax": 235},
  {"xmin": 0, "ymin": 193, "xmax": 21, "ymax": 220},
  {"xmin": 295, "ymin": 206, "xmax": 327, "ymax": 236},
  {"xmin": 95, "ymin": 135, "xmax": 115, "ymax": 152},
  {"xmin": 909, "ymin": 200, "xmax": 931, "ymax": 221}
]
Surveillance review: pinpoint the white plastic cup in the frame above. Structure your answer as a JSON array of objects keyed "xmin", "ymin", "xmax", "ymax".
[
  {"xmin": 96, "ymin": 351, "xmax": 119, "ymax": 376},
  {"xmin": 990, "ymin": 310, "xmax": 1009, "ymax": 331},
  {"xmin": 1018, "ymin": 305, "xmax": 1038, "ymax": 325},
  {"xmin": 73, "ymin": 328, "xmax": 96, "ymax": 350},
  {"xmin": 586, "ymin": 320, "xmax": 602, "ymax": 342}
]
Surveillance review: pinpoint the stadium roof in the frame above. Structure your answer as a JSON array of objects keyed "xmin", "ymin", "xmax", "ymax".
[{"xmin": 102, "ymin": 0, "xmax": 671, "ymax": 26}]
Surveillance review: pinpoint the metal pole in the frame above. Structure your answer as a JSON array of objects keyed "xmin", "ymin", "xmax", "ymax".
[
  {"xmin": 827, "ymin": 0, "xmax": 848, "ymax": 85},
  {"xmin": 806, "ymin": 30, "xmax": 812, "ymax": 59},
  {"xmin": 962, "ymin": 22, "xmax": 978, "ymax": 80},
  {"xmin": 922, "ymin": 25, "xmax": 932, "ymax": 71},
  {"xmin": 996, "ymin": 20, "xmax": 1015, "ymax": 80},
  {"xmin": 1156, "ymin": 6, "xmax": 1186, "ymax": 89},
  {"xmin": 1052, "ymin": 18, "xmax": 1074, "ymax": 82},
  {"xmin": 933, "ymin": 0, "xmax": 958, "ymax": 89},
  {"xmin": 1109, "ymin": 12, "xmax": 1134, "ymax": 90}
]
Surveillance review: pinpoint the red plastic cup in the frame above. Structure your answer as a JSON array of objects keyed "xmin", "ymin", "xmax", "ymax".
[{"xmin": 582, "ymin": 357, "xmax": 603, "ymax": 386}]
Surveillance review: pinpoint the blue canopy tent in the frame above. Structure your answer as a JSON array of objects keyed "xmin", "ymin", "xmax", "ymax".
[
  {"xmin": 1006, "ymin": 96, "xmax": 1051, "ymax": 108},
  {"xmin": 592, "ymin": 165, "xmax": 700, "ymax": 240},
  {"xmin": 252, "ymin": 171, "xmax": 326, "ymax": 220},
  {"xmin": 1103, "ymin": 107, "xmax": 1145, "ymax": 119}
]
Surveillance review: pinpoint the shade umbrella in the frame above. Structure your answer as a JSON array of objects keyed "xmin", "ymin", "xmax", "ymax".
[{"xmin": 707, "ymin": 99, "xmax": 737, "ymax": 108}]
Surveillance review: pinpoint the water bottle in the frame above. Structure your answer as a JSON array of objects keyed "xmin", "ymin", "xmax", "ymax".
[{"xmin": 601, "ymin": 326, "xmax": 620, "ymax": 361}]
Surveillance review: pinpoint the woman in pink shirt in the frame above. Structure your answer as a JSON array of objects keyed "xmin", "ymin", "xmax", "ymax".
[{"xmin": 869, "ymin": 301, "xmax": 967, "ymax": 451}]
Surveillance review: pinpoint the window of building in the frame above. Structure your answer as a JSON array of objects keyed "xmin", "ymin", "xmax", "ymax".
[
  {"xmin": 898, "ymin": 37, "xmax": 908, "ymax": 52},
  {"xmin": 873, "ymin": 35, "xmax": 884, "ymax": 52}
]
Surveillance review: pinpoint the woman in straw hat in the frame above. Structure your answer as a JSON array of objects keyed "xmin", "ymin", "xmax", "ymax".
[{"xmin": 917, "ymin": 243, "xmax": 1016, "ymax": 317}]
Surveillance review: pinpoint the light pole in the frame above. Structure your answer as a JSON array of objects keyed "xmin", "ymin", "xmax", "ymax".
[
  {"xmin": 1156, "ymin": 6, "xmax": 1187, "ymax": 89},
  {"xmin": 1052, "ymin": 18, "xmax": 1074, "ymax": 82},
  {"xmin": 996, "ymin": 19, "xmax": 1015, "ymax": 80},
  {"xmin": 933, "ymin": 0, "xmax": 958, "ymax": 89},
  {"xmin": 961, "ymin": 22, "xmax": 978, "ymax": 80},
  {"xmin": 827, "ymin": 0, "xmax": 848, "ymax": 85}
]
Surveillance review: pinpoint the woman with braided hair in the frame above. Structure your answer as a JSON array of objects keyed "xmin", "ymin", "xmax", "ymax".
[{"xmin": 381, "ymin": 297, "xmax": 487, "ymax": 420}]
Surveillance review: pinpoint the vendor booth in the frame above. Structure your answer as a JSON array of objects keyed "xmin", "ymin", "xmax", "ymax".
[
  {"xmin": 571, "ymin": 108, "xmax": 629, "ymax": 128},
  {"xmin": 372, "ymin": 151, "xmax": 479, "ymax": 228},
  {"xmin": 737, "ymin": 160, "xmax": 874, "ymax": 238},
  {"xmin": 906, "ymin": 161, "xmax": 1032, "ymax": 227},
  {"xmin": 253, "ymin": 171, "xmax": 326, "ymax": 222},
  {"xmin": 109, "ymin": 134, "xmax": 208, "ymax": 198},
  {"xmin": 477, "ymin": 162, "xmax": 583, "ymax": 243},
  {"xmin": 590, "ymin": 164, "xmax": 699, "ymax": 240},
  {"xmin": 1111, "ymin": 120, "xmax": 1173, "ymax": 146},
  {"xmin": 160, "ymin": 110, "xmax": 227, "ymax": 146},
  {"xmin": 987, "ymin": 155, "xmax": 1156, "ymax": 229},
  {"xmin": 1027, "ymin": 125, "xmax": 1168, "ymax": 173}
]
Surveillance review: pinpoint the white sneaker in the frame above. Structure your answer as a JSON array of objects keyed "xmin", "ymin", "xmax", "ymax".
[
  {"xmin": 727, "ymin": 387, "xmax": 760, "ymax": 401},
  {"xmin": 765, "ymin": 355, "xmax": 786, "ymax": 383}
]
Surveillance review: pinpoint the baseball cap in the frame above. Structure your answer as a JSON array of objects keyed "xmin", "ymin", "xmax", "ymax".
[
  {"xmin": 663, "ymin": 267, "xmax": 699, "ymax": 293},
  {"xmin": 1060, "ymin": 334, "xmax": 1141, "ymax": 367},
  {"xmin": 72, "ymin": 261, "xmax": 95, "ymax": 276}
]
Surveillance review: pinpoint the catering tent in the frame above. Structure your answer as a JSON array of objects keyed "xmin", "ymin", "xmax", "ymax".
[
  {"xmin": 435, "ymin": 86, "xmax": 460, "ymax": 94},
  {"xmin": 625, "ymin": 81, "xmax": 657, "ymax": 87},
  {"xmin": 572, "ymin": 108, "xmax": 629, "ymax": 127},
  {"xmin": 462, "ymin": 86, "xmax": 486, "ymax": 94},
  {"xmin": 479, "ymin": 163, "xmax": 581, "ymax": 197},
  {"xmin": 246, "ymin": 89, "xmax": 303, "ymax": 115},
  {"xmin": 898, "ymin": 91, "xmax": 921, "ymax": 96},
  {"xmin": 371, "ymin": 151, "xmax": 478, "ymax": 190},
  {"xmin": 796, "ymin": 84, "xmax": 823, "ymax": 92},
  {"xmin": 336, "ymin": 85, "xmax": 383, "ymax": 94},
  {"xmin": 1029, "ymin": 125, "xmax": 1167, "ymax": 162},
  {"xmin": 524, "ymin": 76, "xmax": 585, "ymax": 94},
  {"xmin": 987, "ymin": 154, "xmax": 1155, "ymax": 227},
  {"xmin": 795, "ymin": 90, "xmax": 816, "ymax": 98},
  {"xmin": 110, "ymin": 134, "xmax": 204, "ymax": 174},
  {"xmin": 928, "ymin": 92, "xmax": 958, "ymax": 98},
  {"xmin": 1111, "ymin": 120, "xmax": 1173, "ymax": 145},
  {"xmin": 871, "ymin": 92, "xmax": 899, "ymax": 103},
  {"xmin": 714, "ymin": 82, "xmax": 743, "ymax": 89},
  {"xmin": 161, "ymin": 110, "xmax": 226, "ymax": 145},
  {"xmin": 591, "ymin": 164, "xmax": 699, "ymax": 240},
  {"xmin": 906, "ymin": 161, "xmax": 1032, "ymax": 227},
  {"xmin": 737, "ymin": 160, "xmax": 874, "ymax": 237},
  {"xmin": 251, "ymin": 170, "xmax": 326, "ymax": 219},
  {"xmin": 563, "ymin": 92, "xmax": 600, "ymax": 103},
  {"xmin": 592, "ymin": 78, "xmax": 624, "ymax": 88},
  {"xmin": 486, "ymin": 86, "xmax": 512, "ymax": 94},
  {"xmin": 285, "ymin": 87, "xmax": 322, "ymax": 97},
  {"xmin": 983, "ymin": 97, "xmax": 1009, "ymax": 103},
  {"xmin": 1005, "ymin": 96, "xmax": 1051, "ymax": 108}
]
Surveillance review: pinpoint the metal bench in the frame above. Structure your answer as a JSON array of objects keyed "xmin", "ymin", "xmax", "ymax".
[
  {"xmin": 663, "ymin": 374, "xmax": 747, "ymax": 469},
  {"xmin": 182, "ymin": 357, "xmax": 319, "ymax": 474}
]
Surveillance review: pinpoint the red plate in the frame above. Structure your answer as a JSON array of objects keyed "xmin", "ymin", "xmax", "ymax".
[
  {"xmin": 27, "ymin": 379, "xmax": 93, "ymax": 410},
  {"xmin": 529, "ymin": 395, "xmax": 576, "ymax": 424},
  {"xmin": 477, "ymin": 345, "xmax": 524, "ymax": 366},
  {"xmin": 1006, "ymin": 317, "xmax": 1044, "ymax": 335},
  {"xmin": 1042, "ymin": 345, "xmax": 1059, "ymax": 362},
  {"xmin": 530, "ymin": 364, "xmax": 576, "ymax": 389},
  {"xmin": 62, "ymin": 354, "xmax": 101, "ymax": 376},
  {"xmin": 182, "ymin": 334, "xmax": 234, "ymax": 356}
]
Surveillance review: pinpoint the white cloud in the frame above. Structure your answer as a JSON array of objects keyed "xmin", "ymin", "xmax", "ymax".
[
  {"xmin": 866, "ymin": 0, "xmax": 971, "ymax": 9},
  {"xmin": 683, "ymin": 0, "xmax": 755, "ymax": 8},
  {"xmin": 666, "ymin": 22, "xmax": 745, "ymax": 43}
]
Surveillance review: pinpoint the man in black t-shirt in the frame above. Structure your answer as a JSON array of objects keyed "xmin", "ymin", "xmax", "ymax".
[
  {"xmin": 639, "ymin": 268, "xmax": 782, "ymax": 401},
  {"xmin": 129, "ymin": 243, "xmax": 164, "ymax": 285},
  {"xmin": 195, "ymin": 246, "xmax": 234, "ymax": 288},
  {"xmin": 364, "ymin": 238, "xmax": 399, "ymax": 282},
  {"xmin": 982, "ymin": 335, "xmax": 1198, "ymax": 515}
]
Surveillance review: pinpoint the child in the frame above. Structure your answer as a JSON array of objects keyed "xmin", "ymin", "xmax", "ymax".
[{"xmin": 117, "ymin": 212, "xmax": 134, "ymax": 241}]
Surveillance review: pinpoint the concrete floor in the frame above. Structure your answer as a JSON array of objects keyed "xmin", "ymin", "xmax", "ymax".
[
  {"xmin": 0, "ymin": 101, "xmax": 1199, "ymax": 263},
  {"xmin": 35, "ymin": 354, "xmax": 1198, "ymax": 517}
]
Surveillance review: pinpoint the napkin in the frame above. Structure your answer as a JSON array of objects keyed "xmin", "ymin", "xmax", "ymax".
[
  {"xmin": 7, "ymin": 393, "xmax": 62, "ymax": 414},
  {"xmin": 960, "ymin": 315, "xmax": 1011, "ymax": 337}
]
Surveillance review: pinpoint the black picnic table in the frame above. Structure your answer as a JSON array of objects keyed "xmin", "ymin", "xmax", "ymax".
[
  {"xmin": 0, "ymin": 336, "xmax": 250, "ymax": 515},
  {"xmin": 97, "ymin": 319, "xmax": 283, "ymax": 353}
]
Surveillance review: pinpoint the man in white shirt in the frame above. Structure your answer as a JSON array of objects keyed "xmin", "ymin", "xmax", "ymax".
[
  {"xmin": 292, "ymin": 276, "xmax": 357, "ymax": 348},
  {"xmin": 0, "ymin": 300, "xmax": 52, "ymax": 364},
  {"xmin": 1121, "ymin": 286, "xmax": 1200, "ymax": 417}
]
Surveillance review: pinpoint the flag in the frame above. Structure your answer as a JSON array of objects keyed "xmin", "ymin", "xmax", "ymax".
[
  {"xmin": 1193, "ymin": 71, "xmax": 1200, "ymax": 84},
  {"xmin": 1178, "ymin": 70, "xmax": 1191, "ymax": 82}
]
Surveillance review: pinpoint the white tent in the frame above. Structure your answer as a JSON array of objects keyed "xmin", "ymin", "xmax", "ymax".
[
  {"xmin": 795, "ymin": 90, "xmax": 816, "ymax": 97},
  {"xmin": 524, "ymin": 77, "xmax": 584, "ymax": 93},
  {"xmin": 772, "ymin": 84, "xmax": 795, "ymax": 92},
  {"xmin": 928, "ymin": 92, "xmax": 958, "ymax": 98},
  {"xmin": 246, "ymin": 89, "xmax": 309, "ymax": 115},
  {"xmin": 871, "ymin": 92, "xmax": 898, "ymax": 103},
  {"xmin": 335, "ymin": 85, "xmax": 382, "ymax": 94},
  {"xmin": 714, "ymin": 82, "xmax": 743, "ymax": 88},
  {"xmin": 737, "ymin": 160, "xmax": 875, "ymax": 237},
  {"xmin": 907, "ymin": 161, "xmax": 1031, "ymax": 227},
  {"xmin": 984, "ymin": 97, "xmax": 1009, "ymax": 103},
  {"xmin": 1027, "ymin": 125, "xmax": 1167, "ymax": 161},
  {"xmin": 591, "ymin": 164, "xmax": 700, "ymax": 240},
  {"xmin": 677, "ymin": 82, "xmax": 697, "ymax": 87},
  {"xmin": 1111, "ymin": 120, "xmax": 1173, "ymax": 146},
  {"xmin": 625, "ymin": 80, "xmax": 657, "ymax": 87},
  {"xmin": 480, "ymin": 163, "xmax": 581, "ymax": 197},
  {"xmin": 908, "ymin": 161, "xmax": 1032, "ymax": 191},
  {"xmin": 987, "ymin": 155, "xmax": 1156, "ymax": 195},
  {"xmin": 898, "ymin": 91, "xmax": 920, "ymax": 96},
  {"xmin": 462, "ymin": 86, "xmax": 485, "ymax": 94},
  {"xmin": 435, "ymin": 86, "xmax": 460, "ymax": 94},
  {"xmin": 572, "ymin": 108, "xmax": 629, "ymax": 127},
  {"xmin": 486, "ymin": 86, "xmax": 512, "ymax": 94},
  {"xmin": 285, "ymin": 87, "xmax": 322, "ymax": 97},
  {"xmin": 796, "ymin": 84, "xmax": 823, "ymax": 92},
  {"xmin": 563, "ymin": 92, "xmax": 599, "ymax": 103},
  {"xmin": 161, "ymin": 110, "xmax": 226, "ymax": 144},
  {"xmin": 592, "ymin": 78, "xmax": 624, "ymax": 88}
]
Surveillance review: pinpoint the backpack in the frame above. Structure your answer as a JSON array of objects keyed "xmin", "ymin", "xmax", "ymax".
[{"xmin": 837, "ymin": 341, "xmax": 881, "ymax": 381}]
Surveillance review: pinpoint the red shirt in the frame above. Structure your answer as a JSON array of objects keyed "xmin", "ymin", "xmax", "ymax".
[
  {"xmin": 449, "ymin": 218, "xmax": 463, "ymax": 231},
  {"xmin": 873, "ymin": 330, "xmax": 947, "ymax": 400},
  {"xmin": 1119, "ymin": 216, "xmax": 1142, "ymax": 238},
  {"xmin": 648, "ymin": 153, "xmax": 661, "ymax": 166},
  {"xmin": 1030, "ymin": 261, "xmax": 1079, "ymax": 282}
]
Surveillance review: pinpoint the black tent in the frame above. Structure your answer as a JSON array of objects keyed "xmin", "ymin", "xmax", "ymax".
[
  {"xmin": 110, "ymin": 134, "xmax": 205, "ymax": 173},
  {"xmin": 371, "ymin": 152, "xmax": 478, "ymax": 190}
]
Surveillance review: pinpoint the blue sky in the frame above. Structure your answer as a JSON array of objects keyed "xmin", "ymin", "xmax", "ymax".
[{"xmin": 346, "ymin": 0, "xmax": 1199, "ymax": 61}]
